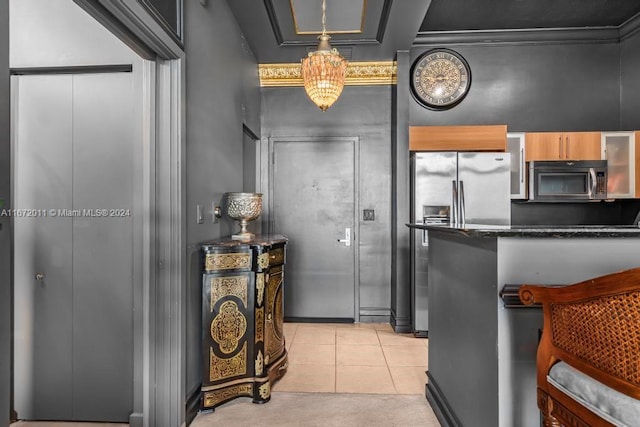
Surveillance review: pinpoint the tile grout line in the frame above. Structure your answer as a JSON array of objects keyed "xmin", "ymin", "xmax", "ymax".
[
  {"xmin": 376, "ymin": 329, "xmax": 399, "ymax": 394},
  {"xmin": 333, "ymin": 328, "xmax": 337, "ymax": 393}
]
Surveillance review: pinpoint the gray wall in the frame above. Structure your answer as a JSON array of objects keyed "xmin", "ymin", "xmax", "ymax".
[
  {"xmin": 184, "ymin": 0, "xmax": 261, "ymax": 404},
  {"xmin": 261, "ymin": 85, "xmax": 393, "ymax": 319},
  {"xmin": 10, "ymin": 0, "xmax": 140, "ymax": 66},
  {"xmin": 620, "ymin": 27, "xmax": 640, "ymax": 129},
  {"xmin": 1, "ymin": 0, "xmax": 10, "ymax": 423},
  {"xmin": 409, "ymin": 41, "xmax": 621, "ymax": 132}
]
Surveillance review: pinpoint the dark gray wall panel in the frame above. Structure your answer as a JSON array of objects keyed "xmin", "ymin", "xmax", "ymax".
[
  {"xmin": 184, "ymin": 0, "xmax": 261, "ymax": 401},
  {"xmin": 1, "ymin": 0, "xmax": 10, "ymax": 423},
  {"xmin": 620, "ymin": 30, "xmax": 640, "ymax": 129},
  {"xmin": 261, "ymin": 85, "xmax": 393, "ymax": 316},
  {"xmin": 409, "ymin": 42, "xmax": 620, "ymax": 132},
  {"xmin": 391, "ymin": 51, "xmax": 411, "ymax": 332},
  {"xmin": 428, "ymin": 232, "xmax": 498, "ymax": 427}
]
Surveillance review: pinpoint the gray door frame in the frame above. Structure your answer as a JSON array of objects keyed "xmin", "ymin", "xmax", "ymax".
[
  {"xmin": 7, "ymin": 3, "xmax": 186, "ymax": 427},
  {"xmin": 11, "ymin": 69, "xmax": 142, "ymax": 422},
  {"xmin": 265, "ymin": 136, "xmax": 361, "ymax": 322},
  {"xmin": 1, "ymin": 0, "xmax": 11, "ymax": 424}
]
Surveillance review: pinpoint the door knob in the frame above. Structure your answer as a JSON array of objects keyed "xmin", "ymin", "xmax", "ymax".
[
  {"xmin": 337, "ymin": 228, "xmax": 351, "ymax": 247},
  {"xmin": 35, "ymin": 273, "xmax": 45, "ymax": 281}
]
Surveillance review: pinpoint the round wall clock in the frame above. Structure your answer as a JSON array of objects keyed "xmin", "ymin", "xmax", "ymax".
[{"xmin": 410, "ymin": 48, "xmax": 471, "ymax": 110}]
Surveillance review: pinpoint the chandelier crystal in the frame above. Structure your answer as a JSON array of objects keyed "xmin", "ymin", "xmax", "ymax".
[{"xmin": 301, "ymin": 0, "xmax": 347, "ymax": 111}]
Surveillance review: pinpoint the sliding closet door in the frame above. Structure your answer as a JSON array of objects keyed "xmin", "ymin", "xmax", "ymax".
[{"xmin": 13, "ymin": 72, "xmax": 134, "ymax": 422}]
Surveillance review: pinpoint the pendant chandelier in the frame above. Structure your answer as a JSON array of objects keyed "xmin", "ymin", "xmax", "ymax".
[{"xmin": 301, "ymin": 0, "xmax": 348, "ymax": 111}]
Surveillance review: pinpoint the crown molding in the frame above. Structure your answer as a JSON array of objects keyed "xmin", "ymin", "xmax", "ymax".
[
  {"xmin": 259, "ymin": 61, "xmax": 397, "ymax": 87},
  {"xmin": 620, "ymin": 11, "xmax": 640, "ymax": 41},
  {"xmin": 413, "ymin": 27, "xmax": 620, "ymax": 47}
]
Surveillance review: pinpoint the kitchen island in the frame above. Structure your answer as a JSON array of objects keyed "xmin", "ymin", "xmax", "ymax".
[{"xmin": 407, "ymin": 223, "xmax": 640, "ymax": 427}]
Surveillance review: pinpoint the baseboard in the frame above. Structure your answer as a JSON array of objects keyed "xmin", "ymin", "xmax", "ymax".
[
  {"xmin": 359, "ymin": 315, "xmax": 390, "ymax": 323},
  {"xmin": 359, "ymin": 307, "xmax": 390, "ymax": 317},
  {"xmin": 129, "ymin": 412, "xmax": 144, "ymax": 427},
  {"xmin": 185, "ymin": 384, "xmax": 201, "ymax": 426},
  {"xmin": 426, "ymin": 372, "xmax": 462, "ymax": 427},
  {"xmin": 284, "ymin": 317, "xmax": 354, "ymax": 323},
  {"xmin": 390, "ymin": 311, "xmax": 411, "ymax": 333}
]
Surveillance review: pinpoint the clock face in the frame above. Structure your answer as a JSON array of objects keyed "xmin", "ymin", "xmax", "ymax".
[{"xmin": 410, "ymin": 49, "xmax": 471, "ymax": 110}]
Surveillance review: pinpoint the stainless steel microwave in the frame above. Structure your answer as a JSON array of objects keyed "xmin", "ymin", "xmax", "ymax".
[{"xmin": 529, "ymin": 160, "xmax": 608, "ymax": 201}]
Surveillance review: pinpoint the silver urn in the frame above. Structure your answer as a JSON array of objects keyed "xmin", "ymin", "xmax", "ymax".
[{"xmin": 225, "ymin": 192, "xmax": 262, "ymax": 241}]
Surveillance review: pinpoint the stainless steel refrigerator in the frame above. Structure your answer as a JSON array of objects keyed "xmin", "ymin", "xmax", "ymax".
[{"xmin": 410, "ymin": 152, "xmax": 511, "ymax": 336}]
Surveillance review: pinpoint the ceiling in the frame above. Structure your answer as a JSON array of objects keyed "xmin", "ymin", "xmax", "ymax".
[{"xmin": 227, "ymin": 0, "xmax": 640, "ymax": 64}]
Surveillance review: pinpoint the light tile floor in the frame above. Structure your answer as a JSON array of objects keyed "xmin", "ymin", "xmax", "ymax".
[
  {"xmin": 10, "ymin": 323, "xmax": 430, "ymax": 427},
  {"xmin": 273, "ymin": 322, "xmax": 429, "ymax": 395}
]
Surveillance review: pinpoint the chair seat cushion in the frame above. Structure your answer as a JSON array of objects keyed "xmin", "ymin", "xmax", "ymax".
[{"xmin": 548, "ymin": 361, "xmax": 640, "ymax": 427}]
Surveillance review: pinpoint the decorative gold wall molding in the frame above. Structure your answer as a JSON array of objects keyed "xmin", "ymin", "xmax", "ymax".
[{"xmin": 259, "ymin": 61, "xmax": 397, "ymax": 87}]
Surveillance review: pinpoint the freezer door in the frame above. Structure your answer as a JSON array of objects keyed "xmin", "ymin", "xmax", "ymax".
[
  {"xmin": 412, "ymin": 152, "xmax": 457, "ymax": 223},
  {"xmin": 457, "ymin": 152, "xmax": 511, "ymax": 225}
]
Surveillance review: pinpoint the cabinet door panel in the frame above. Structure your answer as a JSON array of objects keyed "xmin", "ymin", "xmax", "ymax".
[
  {"xmin": 265, "ymin": 265, "xmax": 285, "ymax": 363},
  {"xmin": 507, "ymin": 133, "xmax": 526, "ymax": 199},
  {"xmin": 202, "ymin": 271, "xmax": 254, "ymax": 386},
  {"xmin": 565, "ymin": 132, "xmax": 601, "ymax": 160},
  {"xmin": 602, "ymin": 132, "xmax": 636, "ymax": 198},
  {"xmin": 525, "ymin": 132, "xmax": 563, "ymax": 161}
]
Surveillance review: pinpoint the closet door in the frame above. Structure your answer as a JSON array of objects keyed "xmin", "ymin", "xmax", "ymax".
[
  {"xmin": 13, "ymin": 72, "xmax": 134, "ymax": 422},
  {"xmin": 71, "ymin": 73, "xmax": 134, "ymax": 421},
  {"xmin": 14, "ymin": 74, "xmax": 74, "ymax": 420}
]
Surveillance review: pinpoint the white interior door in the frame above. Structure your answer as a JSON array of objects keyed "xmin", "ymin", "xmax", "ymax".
[
  {"xmin": 13, "ymin": 72, "xmax": 135, "ymax": 422},
  {"xmin": 271, "ymin": 137, "xmax": 357, "ymax": 320}
]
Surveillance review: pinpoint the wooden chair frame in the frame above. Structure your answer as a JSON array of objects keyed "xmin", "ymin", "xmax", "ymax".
[{"xmin": 519, "ymin": 267, "xmax": 640, "ymax": 427}]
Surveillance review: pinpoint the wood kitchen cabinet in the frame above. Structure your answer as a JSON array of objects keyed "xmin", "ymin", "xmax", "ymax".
[
  {"xmin": 200, "ymin": 235, "xmax": 288, "ymax": 410},
  {"xmin": 525, "ymin": 132, "xmax": 601, "ymax": 161},
  {"xmin": 409, "ymin": 125, "xmax": 507, "ymax": 152}
]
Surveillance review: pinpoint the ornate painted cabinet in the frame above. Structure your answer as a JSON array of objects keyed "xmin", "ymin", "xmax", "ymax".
[{"xmin": 200, "ymin": 235, "xmax": 288, "ymax": 410}]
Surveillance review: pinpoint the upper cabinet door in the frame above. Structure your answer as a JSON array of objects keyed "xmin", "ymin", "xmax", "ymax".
[
  {"xmin": 525, "ymin": 132, "xmax": 601, "ymax": 161},
  {"xmin": 506, "ymin": 133, "xmax": 526, "ymax": 199},
  {"xmin": 525, "ymin": 132, "xmax": 563, "ymax": 161},
  {"xmin": 564, "ymin": 132, "xmax": 601, "ymax": 160},
  {"xmin": 601, "ymin": 132, "xmax": 637, "ymax": 199}
]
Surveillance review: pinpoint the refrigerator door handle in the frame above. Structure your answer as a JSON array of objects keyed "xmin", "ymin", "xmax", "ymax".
[
  {"xmin": 451, "ymin": 180, "xmax": 458, "ymax": 225},
  {"xmin": 459, "ymin": 180, "xmax": 466, "ymax": 225}
]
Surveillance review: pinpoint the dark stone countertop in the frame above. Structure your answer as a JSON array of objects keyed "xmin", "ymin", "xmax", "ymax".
[{"xmin": 406, "ymin": 223, "xmax": 640, "ymax": 238}]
